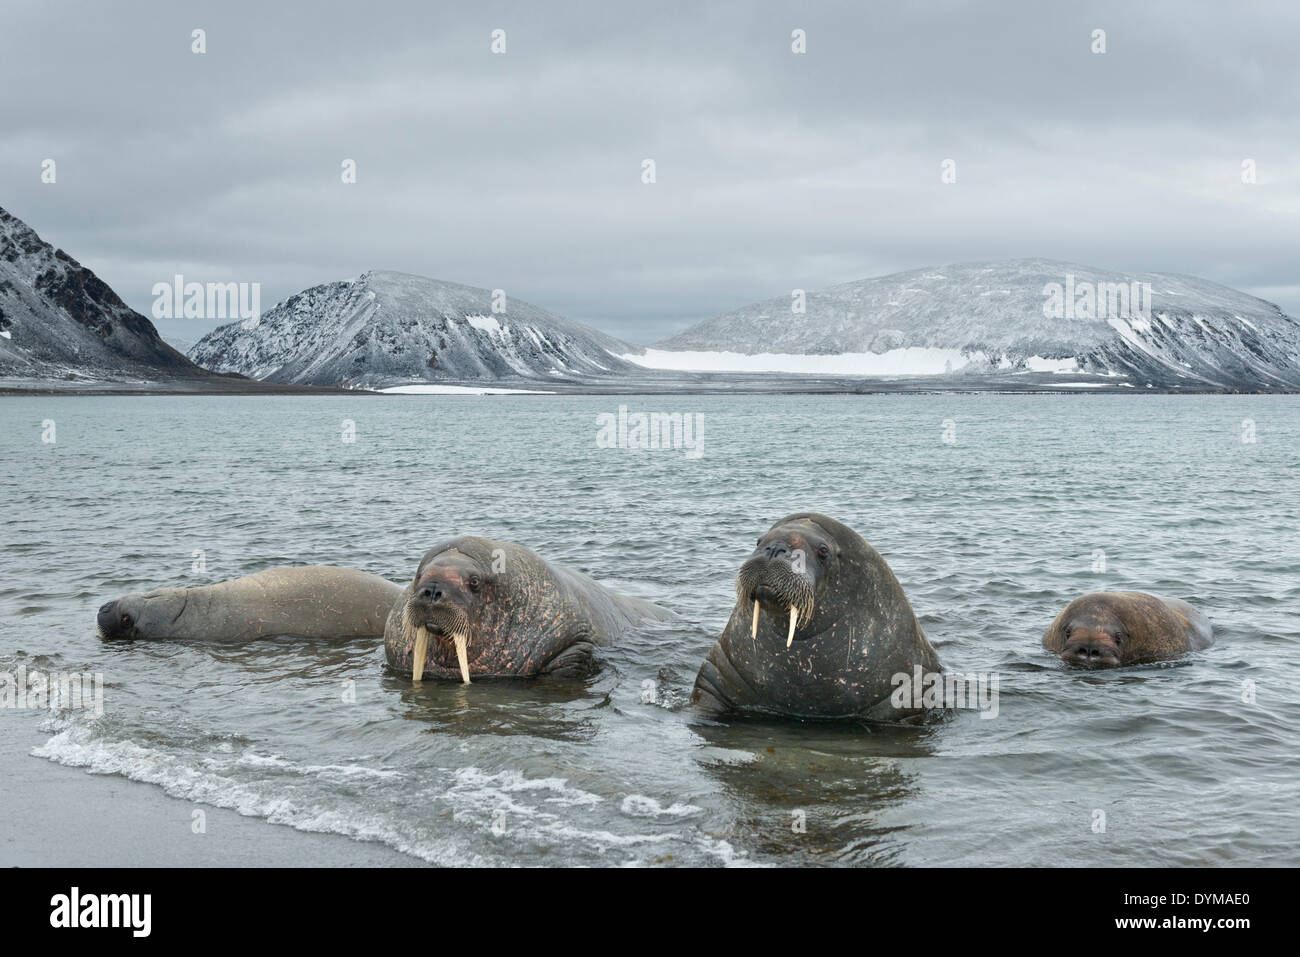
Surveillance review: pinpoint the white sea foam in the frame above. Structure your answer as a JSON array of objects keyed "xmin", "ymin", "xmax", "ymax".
[
  {"xmin": 620, "ymin": 794, "xmax": 702, "ymax": 818},
  {"xmin": 32, "ymin": 719, "xmax": 712, "ymax": 866},
  {"xmin": 31, "ymin": 718, "xmax": 487, "ymax": 865}
]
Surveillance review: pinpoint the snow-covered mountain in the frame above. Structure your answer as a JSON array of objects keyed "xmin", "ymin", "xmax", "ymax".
[
  {"xmin": 0, "ymin": 205, "xmax": 199, "ymax": 381},
  {"xmin": 642, "ymin": 260, "xmax": 1300, "ymax": 390},
  {"xmin": 189, "ymin": 270, "xmax": 636, "ymax": 387}
]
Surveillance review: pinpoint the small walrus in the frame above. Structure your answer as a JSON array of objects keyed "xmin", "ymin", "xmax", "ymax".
[
  {"xmin": 1042, "ymin": 591, "xmax": 1214, "ymax": 668},
  {"xmin": 691, "ymin": 513, "xmax": 941, "ymax": 720}
]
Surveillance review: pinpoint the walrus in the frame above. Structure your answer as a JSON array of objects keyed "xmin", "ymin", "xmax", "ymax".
[
  {"xmin": 691, "ymin": 513, "xmax": 941, "ymax": 720},
  {"xmin": 1042, "ymin": 591, "xmax": 1213, "ymax": 668},
  {"xmin": 385, "ymin": 536, "xmax": 673, "ymax": 682},
  {"xmin": 96, "ymin": 566, "xmax": 401, "ymax": 642},
  {"xmin": 96, "ymin": 538, "xmax": 673, "ymax": 684}
]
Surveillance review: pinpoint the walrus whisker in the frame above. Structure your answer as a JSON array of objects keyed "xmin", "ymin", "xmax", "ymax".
[{"xmin": 735, "ymin": 560, "xmax": 815, "ymax": 652}]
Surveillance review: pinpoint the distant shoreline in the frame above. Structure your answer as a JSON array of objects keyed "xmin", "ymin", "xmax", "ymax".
[
  {"xmin": 4, "ymin": 378, "xmax": 1296, "ymax": 397},
  {"xmin": 0, "ymin": 377, "xmax": 365, "ymax": 397}
]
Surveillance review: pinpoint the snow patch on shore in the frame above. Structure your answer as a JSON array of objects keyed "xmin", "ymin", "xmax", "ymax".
[
  {"xmin": 622, "ymin": 347, "xmax": 972, "ymax": 376},
  {"xmin": 1023, "ymin": 355, "xmax": 1078, "ymax": 373},
  {"xmin": 379, "ymin": 384, "xmax": 554, "ymax": 395},
  {"xmin": 623, "ymin": 348, "xmax": 1092, "ymax": 378}
]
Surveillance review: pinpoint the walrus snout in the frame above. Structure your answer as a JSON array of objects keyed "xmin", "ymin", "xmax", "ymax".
[
  {"xmin": 760, "ymin": 541, "xmax": 792, "ymax": 560},
  {"xmin": 736, "ymin": 558, "xmax": 813, "ymax": 609},
  {"xmin": 403, "ymin": 569, "xmax": 477, "ymax": 684},
  {"xmin": 736, "ymin": 554, "xmax": 817, "ymax": 648},
  {"xmin": 415, "ymin": 583, "xmax": 447, "ymax": 602},
  {"xmin": 96, "ymin": 600, "xmax": 135, "ymax": 640},
  {"xmin": 1060, "ymin": 637, "xmax": 1122, "ymax": 668},
  {"xmin": 404, "ymin": 593, "xmax": 471, "ymax": 640}
]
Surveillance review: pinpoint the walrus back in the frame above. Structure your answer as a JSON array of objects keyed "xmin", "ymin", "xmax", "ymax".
[
  {"xmin": 1155, "ymin": 595, "xmax": 1214, "ymax": 650},
  {"xmin": 200, "ymin": 566, "xmax": 402, "ymax": 640},
  {"xmin": 550, "ymin": 564, "xmax": 677, "ymax": 643}
]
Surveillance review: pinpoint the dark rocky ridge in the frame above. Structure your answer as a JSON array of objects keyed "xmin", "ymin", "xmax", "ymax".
[
  {"xmin": 0, "ymin": 205, "xmax": 205, "ymax": 380},
  {"xmin": 0, "ymin": 206, "xmax": 353, "ymax": 393}
]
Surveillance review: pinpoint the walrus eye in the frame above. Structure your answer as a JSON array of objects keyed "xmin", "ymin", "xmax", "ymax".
[
  {"xmin": 1114, "ymin": 634, "xmax": 1123, "ymax": 645},
  {"xmin": 120, "ymin": 613, "xmax": 133, "ymax": 626},
  {"xmin": 467, "ymin": 575, "xmax": 480, "ymax": 591},
  {"xmin": 817, "ymin": 544, "xmax": 830, "ymax": 559}
]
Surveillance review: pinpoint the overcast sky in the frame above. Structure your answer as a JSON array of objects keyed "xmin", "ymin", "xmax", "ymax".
[{"xmin": 3, "ymin": 0, "xmax": 1297, "ymax": 346}]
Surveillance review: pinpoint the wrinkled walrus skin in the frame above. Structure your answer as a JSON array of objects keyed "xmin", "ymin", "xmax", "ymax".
[
  {"xmin": 97, "ymin": 566, "xmax": 402, "ymax": 641},
  {"xmin": 691, "ymin": 513, "xmax": 941, "ymax": 720},
  {"xmin": 1042, "ymin": 591, "xmax": 1213, "ymax": 668},
  {"xmin": 385, "ymin": 536, "xmax": 676, "ymax": 681}
]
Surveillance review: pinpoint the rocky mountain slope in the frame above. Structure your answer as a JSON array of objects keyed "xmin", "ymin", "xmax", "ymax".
[
  {"xmin": 189, "ymin": 270, "xmax": 636, "ymax": 387},
  {"xmin": 0, "ymin": 205, "xmax": 201, "ymax": 382},
  {"xmin": 644, "ymin": 259, "xmax": 1300, "ymax": 390}
]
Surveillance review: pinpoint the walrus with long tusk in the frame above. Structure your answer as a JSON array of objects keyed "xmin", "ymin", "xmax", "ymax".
[
  {"xmin": 385, "ymin": 536, "xmax": 674, "ymax": 683},
  {"xmin": 691, "ymin": 513, "xmax": 941, "ymax": 720},
  {"xmin": 96, "ymin": 537, "xmax": 672, "ymax": 684},
  {"xmin": 1042, "ymin": 591, "xmax": 1213, "ymax": 668}
]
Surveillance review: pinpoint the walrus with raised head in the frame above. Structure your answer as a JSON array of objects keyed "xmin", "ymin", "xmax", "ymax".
[
  {"xmin": 98, "ymin": 537, "xmax": 673, "ymax": 683},
  {"xmin": 1042, "ymin": 591, "xmax": 1213, "ymax": 668},
  {"xmin": 691, "ymin": 513, "xmax": 941, "ymax": 720},
  {"xmin": 385, "ymin": 535, "xmax": 673, "ymax": 682}
]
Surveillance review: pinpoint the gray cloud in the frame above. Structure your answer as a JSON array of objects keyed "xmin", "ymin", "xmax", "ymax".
[{"xmin": 2, "ymin": 0, "xmax": 1297, "ymax": 346}]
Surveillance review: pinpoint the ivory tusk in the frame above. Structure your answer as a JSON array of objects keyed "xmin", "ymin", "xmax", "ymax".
[
  {"xmin": 454, "ymin": 632, "xmax": 471, "ymax": 685},
  {"xmin": 412, "ymin": 626, "xmax": 429, "ymax": 682}
]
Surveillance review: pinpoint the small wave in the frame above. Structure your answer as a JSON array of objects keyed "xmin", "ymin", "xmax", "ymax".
[
  {"xmin": 31, "ymin": 716, "xmax": 485, "ymax": 865},
  {"xmin": 449, "ymin": 766, "xmax": 604, "ymax": 808},
  {"xmin": 620, "ymin": 794, "xmax": 702, "ymax": 818}
]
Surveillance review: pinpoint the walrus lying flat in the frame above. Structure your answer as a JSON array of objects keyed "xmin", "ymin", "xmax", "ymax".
[
  {"xmin": 386, "ymin": 536, "xmax": 673, "ymax": 683},
  {"xmin": 97, "ymin": 566, "xmax": 402, "ymax": 642},
  {"xmin": 691, "ymin": 513, "xmax": 941, "ymax": 720},
  {"xmin": 1042, "ymin": 591, "xmax": 1213, "ymax": 668}
]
